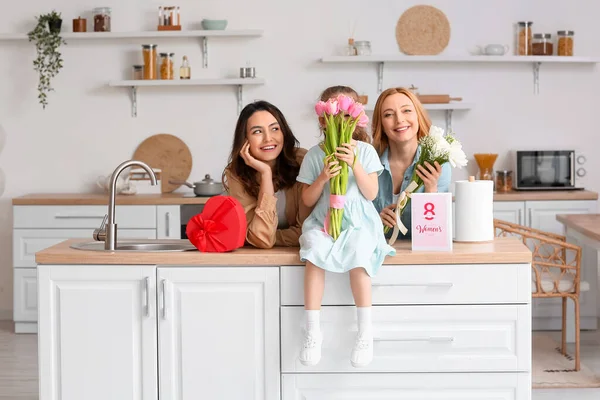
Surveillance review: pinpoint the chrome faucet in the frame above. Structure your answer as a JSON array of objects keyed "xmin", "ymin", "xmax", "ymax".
[{"xmin": 94, "ymin": 160, "xmax": 158, "ymax": 250}]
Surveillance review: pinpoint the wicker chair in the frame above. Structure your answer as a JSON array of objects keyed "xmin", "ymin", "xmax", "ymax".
[{"xmin": 493, "ymin": 218, "xmax": 585, "ymax": 371}]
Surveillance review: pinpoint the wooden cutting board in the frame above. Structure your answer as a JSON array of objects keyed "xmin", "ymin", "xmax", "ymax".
[
  {"xmin": 132, "ymin": 133, "xmax": 193, "ymax": 193},
  {"xmin": 418, "ymin": 94, "xmax": 462, "ymax": 104}
]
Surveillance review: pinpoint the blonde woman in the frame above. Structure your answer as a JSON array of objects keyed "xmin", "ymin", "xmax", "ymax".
[{"xmin": 371, "ymin": 87, "xmax": 451, "ymax": 237}]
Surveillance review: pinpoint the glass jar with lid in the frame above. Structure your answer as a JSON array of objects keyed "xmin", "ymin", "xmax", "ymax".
[
  {"xmin": 142, "ymin": 44, "xmax": 158, "ymax": 80},
  {"xmin": 354, "ymin": 41, "xmax": 371, "ymax": 56},
  {"xmin": 532, "ymin": 33, "xmax": 553, "ymax": 56},
  {"xmin": 557, "ymin": 30, "xmax": 574, "ymax": 56},
  {"xmin": 495, "ymin": 170, "xmax": 513, "ymax": 193},
  {"xmin": 516, "ymin": 21, "xmax": 533, "ymax": 55},
  {"xmin": 160, "ymin": 53, "xmax": 174, "ymax": 80},
  {"xmin": 93, "ymin": 7, "xmax": 111, "ymax": 32}
]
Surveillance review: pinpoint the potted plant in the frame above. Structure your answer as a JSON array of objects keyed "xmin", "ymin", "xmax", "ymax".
[{"xmin": 27, "ymin": 10, "xmax": 66, "ymax": 109}]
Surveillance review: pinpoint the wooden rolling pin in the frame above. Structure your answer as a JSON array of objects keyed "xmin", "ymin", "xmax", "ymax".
[{"xmin": 417, "ymin": 94, "xmax": 463, "ymax": 104}]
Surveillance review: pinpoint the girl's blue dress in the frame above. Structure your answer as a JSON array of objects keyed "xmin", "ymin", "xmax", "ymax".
[{"xmin": 297, "ymin": 141, "xmax": 396, "ymax": 277}]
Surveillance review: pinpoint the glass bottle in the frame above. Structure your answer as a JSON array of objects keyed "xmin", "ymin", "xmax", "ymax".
[
  {"xmin": 179, "ymin": 55, "xmax": 191, "ymax": 80},
  {"xmin": 557, "ymin": 30, "xmax": 574, "ymax": 56},
  {"xmin": 142, "ymin": 44, "xmax": 157, "ymax": 80},
  {"xmin": 495, "ymin": 170, "xmax": 513, "ymax": 193},
  {"xmin": 516, "ymin": 21, "xmax": 533, "ymax": 55}
]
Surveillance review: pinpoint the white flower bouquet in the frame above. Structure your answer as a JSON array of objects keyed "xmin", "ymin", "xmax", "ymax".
[{"xmin": 386, "ymin": 126, "xmax": 468, "ymax": 240}]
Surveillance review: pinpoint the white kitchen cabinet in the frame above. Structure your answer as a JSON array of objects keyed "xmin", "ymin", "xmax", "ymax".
[
  {"xmin": 37, "ymin": 265, "xmax": 158, "ymax": 400},
  {"xmin": 526, "ymin": 200, "xmax": 597, "ymax": 236},
  {"xmin": 156, "ymin": 205, "xmax": 181, "ymax": 239},
  {"xmin": 282, "ymin": 373, "xmax": 530, "ymax": 399},
  {"xmin": 12, "ymin": 228, "xmax": 156, "ymax": 333},
  {"xmin": 494, "ymin": 201, "xmax": 526, "ymax": 225},
  {"xmin": 37, "ymin": 265, "xmax": 280, "ymax": 400},
  {"xmin": 157, "ymin": 267, "xmax": 280, "ymax": 400}
]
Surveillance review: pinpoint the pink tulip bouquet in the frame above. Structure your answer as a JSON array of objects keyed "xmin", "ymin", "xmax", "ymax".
[{"xmin": 314, "ymin": 94, "xmax": 369, "ymax": 240}]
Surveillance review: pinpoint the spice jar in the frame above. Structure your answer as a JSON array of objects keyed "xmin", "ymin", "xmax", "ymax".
[
  {"xmin": 132, "ymin": 65, "xmax": 143, "ymax": 80},
  {"xmin": 532, "ymin": 33, "xmax": 553, "ymax": 56},
  {"xmin": 142, "ymin": 44, "xmax": 158, "ymax": 80},
  {"xmin": 160, "ymin": 53, "xmax": 174, "ymax": 80},
  {"xmin": 516, "ymin": 21, "xmax": 533, "ymax": 55},
  {"xmin": 495, "ymin": 170, "xmax": 513, "ymax": 193},
  {"xmin": 93, "ymin": 7, "xmax": 111, "ymax": 32},
  {"xmin": 557, "ymin": 30, "xmax": 574, "ymax": 56},
  {"xmin": 354, "ymin": 41, "xmax": 371, "ymax": 56},
  {"xmin": 73, "ymin": 17, "xmax": 87, "ymax": 32}
]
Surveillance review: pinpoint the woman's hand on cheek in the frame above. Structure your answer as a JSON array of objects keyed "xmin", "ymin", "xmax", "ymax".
[
  {"xmin": 240, "ymin": 141, "xmax": 271, "ymax": 175},
  {"xmin": 416, "ymin": 161, "xmax": 442, "ymax": 192}
]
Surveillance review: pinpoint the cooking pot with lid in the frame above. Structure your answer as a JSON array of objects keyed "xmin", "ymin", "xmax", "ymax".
[{"xmin": 170, "ymin": 174, "xmax": 224, "ymax": 196}]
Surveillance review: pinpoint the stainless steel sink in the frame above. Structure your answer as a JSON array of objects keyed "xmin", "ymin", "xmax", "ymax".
[{"xmin": 70, "ymin": 239, "xmax": 197, "ymax": 252}]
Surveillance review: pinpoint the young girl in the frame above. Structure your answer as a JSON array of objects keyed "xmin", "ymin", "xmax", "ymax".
[{"xmin": 296, "ymin": 86, "xmax": 396, "ymax": 367}]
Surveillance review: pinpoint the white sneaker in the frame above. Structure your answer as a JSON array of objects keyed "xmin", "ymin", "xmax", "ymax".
[
  {"xmin": 299, "ymin": 330, "xmax": 323, "ymax": 366},
  {"xmin": 351, "ymin": 331, "xmax": 373, "ymax": 367}
]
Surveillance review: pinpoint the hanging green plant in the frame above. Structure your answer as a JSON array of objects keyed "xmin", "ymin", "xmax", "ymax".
[{"xmin": 27, "ymin": 10, "xmax": 66, "ymax": 109}]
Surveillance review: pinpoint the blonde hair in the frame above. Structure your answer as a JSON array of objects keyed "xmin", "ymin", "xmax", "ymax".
[
  {"xmin": 371, "ymin": 87, "xmax": 431, "ymax": 155},
  {"xmin": 318, "ymin": 85, "xmax": 370, "ymax": 143}
]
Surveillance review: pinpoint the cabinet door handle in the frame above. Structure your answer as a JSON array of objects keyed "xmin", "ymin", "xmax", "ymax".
[
  {"xmin": 518, "ymin": 209, "xmax": 522, "ymax": 225},
  {"xmin": 161, "ymin": 279, "xmax": 168, "ymax": 320},
  {"xmin": 54, "ymin": 214, "xmax": 105, "ymax": 219},
  {"xmin": 144, "ymin": 277, "xmax": 150, "ymax": 317},
  {"xmin": 372, "ymin": 282, "xmax": 453, "ymax": 288},
  {"xmin": 528, "ymin": 209, "xmax": 532, "ymax": 227},
  {"xmin": 165, "ymin": 212, "xmax": 170, "ymax": 237},
  {"xmin": 374, "ymin": 336, "xmax": 454, "ymax": 343}
]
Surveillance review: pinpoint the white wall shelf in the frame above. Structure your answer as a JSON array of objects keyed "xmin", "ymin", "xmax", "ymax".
[
  {"xmin": 0, "ymin": 29, "xmax": 263, "ymax": 68},
  {"xmin": 363, "ymin": 102, "xmax": 473, "ymax": 131},
  {"xmin": 108, "ymin": 78, "xmax": 265, "ymax": 117},
  {"xmin": 320, "ymin": 55, "xmax": 600, "ymax": 94}
]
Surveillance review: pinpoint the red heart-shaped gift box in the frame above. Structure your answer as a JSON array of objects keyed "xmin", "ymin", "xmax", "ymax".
[{"xmin": 186, "ymin": 195, "xmax": 247, "ymax": 252}]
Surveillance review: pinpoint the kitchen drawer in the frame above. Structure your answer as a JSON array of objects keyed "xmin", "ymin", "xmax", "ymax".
[
  {"xmin": 14, "ymin": 268, "xmax": 37, "ymax": 322},
  {"xmin": 281, "ymin": 304, "xmax": 531, "ymax": 373},
  {"xmin": 282, "ymin": 373, "xmax": 530, "ymax": 399},
  {"xmin": 13, "ymin": 205, "xmax": 156, "ymax": 229},
  {"xmin": 280, "ymin": 264, "xmax": 530, "ymax": 306},
  {"xmin": 13, "ymin": 228, "xmax": 156, "ymax": 267}
]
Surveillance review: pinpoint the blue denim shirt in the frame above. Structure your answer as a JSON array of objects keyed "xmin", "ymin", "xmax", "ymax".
[{"xmin": 372, "ymin": 145, "xmax": 452, "ymax": 239}]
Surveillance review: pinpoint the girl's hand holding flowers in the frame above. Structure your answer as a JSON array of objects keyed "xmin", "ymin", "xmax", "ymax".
[
  {"xmin": 335, "ymin": 141, "xmax": 357, "ymax": 169},
  {"xmin": 318, "ymin": 155, "xmax": 341, "ymax": 183},
  {"xmin": 416, "ymin": 161, "xmax": 442, "ymax": 192}
]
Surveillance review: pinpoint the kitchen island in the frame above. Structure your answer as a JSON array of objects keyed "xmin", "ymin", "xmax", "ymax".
[{"xmin": 35, "ymin": 237, "xmax": 532, "ymax": 400}]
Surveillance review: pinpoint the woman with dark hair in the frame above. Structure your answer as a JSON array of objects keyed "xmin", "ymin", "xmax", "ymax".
[{"xmin": 223, "ymin": 100, "xmax": 312, "ymax": 248}]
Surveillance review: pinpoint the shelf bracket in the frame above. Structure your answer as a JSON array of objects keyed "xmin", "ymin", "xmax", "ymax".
[
  {"xmin": 445, "ymin": 109, "xmax": 453, "ymax": 133},
  {"xmin": 377, "ymin": 62, "xmax": 384, "ymax": 94},
  {"xmin": 130, "ymin": 86, "xmax": 138, "ymax": 118},
  {"xmin": 533, "ymin": 62, "xmax": 541, "ymax": 94},
  {"xmin": 202, "ymin": 37, "xmax": 208, "ymax": 68},
  {"xmin": 237, "ymin": 85, "xmax": 243, "ymax": 114}
]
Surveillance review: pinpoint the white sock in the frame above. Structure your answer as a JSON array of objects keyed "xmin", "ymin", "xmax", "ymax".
[
  {"xmin": 305, "ymin": 310, "xmax": 321, "ymax": 333},
  {"xmin": 357, "ymin": 306, "xmax": 372, "ymax": 335}
]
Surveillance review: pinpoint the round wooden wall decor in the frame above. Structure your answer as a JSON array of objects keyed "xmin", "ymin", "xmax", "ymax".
[{"xmin": 396, "ymin": 5, "xmax": 451, "ymax": 55}]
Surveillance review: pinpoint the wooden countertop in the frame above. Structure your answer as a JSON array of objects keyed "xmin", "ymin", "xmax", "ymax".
[
  {"xmin": 35, "ymin": 237, "xmax": 532, "ymax": 265},
  {"xmin": 12, "ymin": 193, "xmax": 210, "ymax": 205},
  {"xmin": 13, "ymin": 190, "xmax": 597, "ymax": 206},
  {"xmin": 492, "ymin": 190, "xmax": 597, "ymax": 201},
  {"xmin": 556, "ymin": 214, "xmax": 600, "ymax": 242}
]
